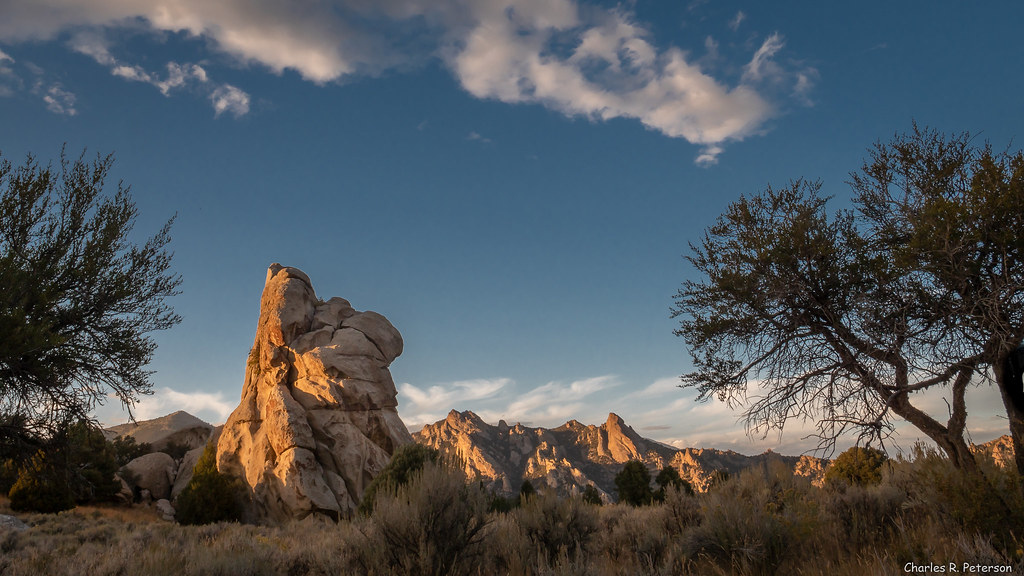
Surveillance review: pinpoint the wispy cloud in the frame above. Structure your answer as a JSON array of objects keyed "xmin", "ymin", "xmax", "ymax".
[
  {"xmin": 399, "ymin": 374, "xmax": 620, "ymax": 430},
  {"xmin": 729, "ymin": 11, "xmax": 745, "ymax": 32},
  {"xmin": 0, "ymin": 0, "xmax": 814, "ymax": 162},
  {"xmin": 211, "ymin": 84, "xmax": 251, "ymax": 117},
  {"xmin": 39, "ymin": 82, "xmax": 76, "ymax": 115},
  {"xmin": 67, "ymin": 29, "xmax": 251, "ymax": 117},
  {"xmin": 96, "ymin": 386, "xmax": 236, "ymax": 427},
  {"xmin": 466, "ymin": 131, "xmax": 492, "ymax": 143}
]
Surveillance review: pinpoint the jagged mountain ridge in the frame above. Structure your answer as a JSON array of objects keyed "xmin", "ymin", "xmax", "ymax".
[{"xmin": 414, "ymin": 410, "xmax": 828, "ymax": 499}]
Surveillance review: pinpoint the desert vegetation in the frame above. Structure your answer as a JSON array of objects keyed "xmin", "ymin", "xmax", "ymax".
[{"xmin": 2, "ymin": 445, "xmax": 1021, "ymax": 576}]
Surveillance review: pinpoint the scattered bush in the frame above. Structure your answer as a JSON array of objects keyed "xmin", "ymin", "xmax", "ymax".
[
  {"xmin": 825, "ymin": 446, "xmax": 888, "ymax": 487},
  {"xmin": 360, "ymin": 462, "xmax": 489, "ymax": 576},
  {"xmin": 175, "ymin": 443, "xmax": 244, "ymax": 525},
  {"xmin": 1, "ymin": 441, "xmax": 1021, "ymax": 576},
  {"xmin": 514, "ymin": 491, "xmax": 599, "ymax": 565},
  {"xmin": 358, "ymin": 442, "xmax": 439, "ymax": 515},
  {"xmin": 581, "ymin": 484, "xmax": 603, "ymax": 506}
]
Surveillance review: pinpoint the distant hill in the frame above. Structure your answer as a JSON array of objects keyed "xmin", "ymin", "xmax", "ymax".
[
  {"xmin": 414, "ymin": 410, "xmax": 828, "ymax": 500},
  {"xmin": 104, "ymin": 411, "xmax": 214, "ymax": 454}
]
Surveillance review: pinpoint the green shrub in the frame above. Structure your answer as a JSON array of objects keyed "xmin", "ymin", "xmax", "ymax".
[
  {"xmin": 888, "ymin": 444, "xmax": 1024, "ymax": 551},
  {"xmin": 581, "ymin": 484, "xmax": 603, "ymax": 506},
  {"xmin": 8, "ymin": 450, "xmax": 75, "ymax": 513},
  {"xmin": 825, "ymin": 446, "xmax": 888, "ymax": 487},
  {"xmin": 514, "ymin": 491, "xmax": 599, "ymax": 565},
  {"xmin": 358, "ymin": 442, "xmax": 440, "ymax": 515},
  {"xmin": 0, "ymin": 458, "xmax": 18, "ymax": 495},
  {"xmin": 175, "ymin": 443, "xmax": 244, "ymax": 525},
  {"xmin": 654, "ymin": 466, "xmax": 693, "ymax": 500},
  {"xmin": 615, "ymin": 460, "xmax": 654, "ymax": 506},
  {"xmin": 360, "ymin": 462, "xmax": 489, "ymax": 576},
  {"xmin": 519, "ymin": 478, "xmax": 536, "ymax": 500},
  {"xmin": 109, "ymin": 436, "xmax": 151, "ymax": 466},
  {"xmin": 63, "ymin": 420, "xmax": 121, "ymax": 504}
]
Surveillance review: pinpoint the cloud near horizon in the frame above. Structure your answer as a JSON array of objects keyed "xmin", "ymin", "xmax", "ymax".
[{"xmin": 0, "ymin": 0, "xmax": 814, "ymax": 162}]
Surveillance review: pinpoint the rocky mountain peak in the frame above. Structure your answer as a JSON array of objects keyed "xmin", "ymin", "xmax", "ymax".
[{"xmin": 414, "ymin": 412, "xmax": 829, "ymax": 500}]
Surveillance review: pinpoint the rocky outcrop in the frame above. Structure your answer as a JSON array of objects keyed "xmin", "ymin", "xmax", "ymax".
[
  {"xmin": 171, "ymin": 446, "xmax": 204, "ymax": 500},
  {"xmin": 415, "ymin": 410, "xmax": 829, "ymax": 499},
  {"xmin": 216, "ymin": 264, "xmax": 413, "ymax": 523},
  {"xmin": 122, "ymin": 452, "xmax": 177, "ymax": 501},
  {"xmin": 973, "ymin": 435, "xmax": 1016, "ymax": 468}
]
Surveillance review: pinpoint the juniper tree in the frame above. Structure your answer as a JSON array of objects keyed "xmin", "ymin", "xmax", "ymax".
[
  {"xmin": 673, "ymin": 126, "xmax": 1024, "ymax": 479},
  {"xmin": 0, "ymin": 148, "xmax": 181, "ymax": 457}
]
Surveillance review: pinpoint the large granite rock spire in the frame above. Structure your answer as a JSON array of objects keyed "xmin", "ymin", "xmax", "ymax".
[{"xmin": 217, "ymin": 264, "xmax": 413, "ymax": 523}]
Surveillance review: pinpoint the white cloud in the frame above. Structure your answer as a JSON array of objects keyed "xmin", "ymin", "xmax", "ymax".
[
  {"xmin": 69, "ymin": 31, "xmax": 251, "ymax": 117},
  {"xmin": 135, "ymin": 387, "xmax": 235, "ymax": 424},
  {"xmin": 211, "ymin": 84, "xmax": 250, "ymax": 117},
  {"xmin": 728, "ymin": 10, "xmax": 745, "ymax": 32},
  {"xmin": 94, "ymin": 386, "xmax": 236, "ymax": 427},
  {"xmin": 398, "ymin": 374, "xmax": 620, "ymax": 430},
  {"xmin": 451, "ymin": 6, "xmax": 772, "ymax": 164},
  {"xmin": 742, "ymin": 32, "xmax": 785, "ymax": 83},
  {"xmin": 466, "ymin": 131, "xmax": 492, "ymax": 143},
  {"xmin": 0, "ymin": 49, "xmax": 13, "ymax": 63},
  {"xmin": 0, "ymin": 0, "xmax": 812, "ymax": 163},
  {"xmin": 39, "ymin": 82, "xmax": 76, "ymax": 115}
]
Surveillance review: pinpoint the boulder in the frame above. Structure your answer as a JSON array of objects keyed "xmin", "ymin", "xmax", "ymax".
[
  {"xmin": 217, "ymin": 264, "xmax": 413, "ymax": 524},
  {"xmin": 0, "ymin": 514, "xmax": 28, "ymax": 532},
  {"xmin": 122, "ymin": 452, "xmax": 176, "ymax": 501},
  {"xmin": 155, "ymin": 499, "xmax": 176, "ymax": 521},
  {"xmin": 171, "ymin": 446, "xmax": 204, "ymax": 500}
]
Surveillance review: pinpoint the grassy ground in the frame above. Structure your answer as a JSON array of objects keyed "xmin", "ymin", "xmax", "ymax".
[{"xmin": 1, "ymin": 449, "xmax": 1022, "ymax": 576}]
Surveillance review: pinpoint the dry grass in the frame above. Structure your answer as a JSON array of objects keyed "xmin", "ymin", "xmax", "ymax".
[{"xmin": 1, "ymin": 453, "xmax": 1023, "ymax": 576}]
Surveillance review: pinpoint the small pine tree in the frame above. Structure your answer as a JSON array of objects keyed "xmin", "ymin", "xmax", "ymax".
[
  {"xmin": 519, "ymin": 478, "xmax": 537, "ymax": 502},
  {"xmin": 8, "ymin": 450, "xmax": 75, "ymax": 513},
  {"xmin": 175, "ymin": 443, "xmax": 244, "ymax": 525},
  {"xmin": 581, "ymin": 484, "xmax": 603, "ymax": 505},
  {"xmin": 615, "ymin": 460, "xmax": 654, "ymax": 506},
  {"xmin": 825, "ymin": 446, "xmax": 888, "ymax": 487},
  {"xmin": 654, "ymin": 466, "xmax": 693, "ymax": 500}
]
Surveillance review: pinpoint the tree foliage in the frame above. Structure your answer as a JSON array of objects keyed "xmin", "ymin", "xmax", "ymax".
[
  {"xmin": 3, "ymin": 419, "xmax": 124, "ymax": 512},
  {"xmin": 654, "ymin": 465, "xmax": 693, "ymax": 499},
  {"xmin": 614, "ymin": 460, "xmax": 653, "ymax": 506},
  {"xmin": 8, "ymin": 449, "xmax": 75, "ymax": 513},
  {"xmin": 175, "ymin": 443, "xmax": 244, "ymax": 525},
  {"xmin": 825, "ymin": 446, "xmax": 888, "ymax": 487},
  {"xmin": 359, "ymin": 442, "xmax": 440, "ymax": 515},
  {"xmin": 673, "ymin": 125, "xmax": 1024, "ymax": 476},
  {"xmin": 0, "ymin": 148, "xmax": 181, "ymax": 452}
]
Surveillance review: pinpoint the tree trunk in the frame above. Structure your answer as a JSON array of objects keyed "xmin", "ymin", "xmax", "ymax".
[
  {"xmin": 888, "ymin": 393, "xmax": 979, "ymax": 474},
  {"xmin": 994, "ymin": 354, "xmax": 1024, "ymax": 479}
]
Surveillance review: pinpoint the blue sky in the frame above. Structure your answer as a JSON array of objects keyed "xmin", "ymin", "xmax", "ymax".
[{"xmin": 1, "ymin": 0, "xmax": 1020, "ymax": 455}]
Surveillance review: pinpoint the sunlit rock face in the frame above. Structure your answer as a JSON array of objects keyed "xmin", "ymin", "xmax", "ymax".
[
  {"xmin": 416, "ymin": 411, "xmax": 830, "ymax": 499},
  {"xmin": 217, "ymin": 264, "xmax": 412, "ymax": 524}
]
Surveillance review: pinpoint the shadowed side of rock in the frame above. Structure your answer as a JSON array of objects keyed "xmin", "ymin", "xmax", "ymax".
[{"xmin": 216, "ymin": 264, "xmax": 413, "ymax": 524}]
